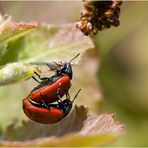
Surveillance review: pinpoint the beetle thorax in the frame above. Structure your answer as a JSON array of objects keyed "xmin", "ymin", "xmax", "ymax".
[
  {"xmin": 59, "ymin": 99, "xmax": 72, "ymax": 117},
  {"xmin": 60, "ymin": 63, "xmax": 73, "ymax": 79}
]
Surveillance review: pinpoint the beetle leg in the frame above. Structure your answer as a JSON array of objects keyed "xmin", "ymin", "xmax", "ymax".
[
  {"xmin": 34, "ymin": 72, "xmax": 54, "ymax": 85},
  {"xmin": 46, "ymin": 63, "xmax": 60, "ymax": 71},
  {"xmin": 66, "ymin": 92, "xmax": 70, "ymax": 100},
  {"xmin": 39, "ymin": 91, "xmax": 49, "ymax": 108},
  {"xmin": 34, "ymin": 72, "xmax": 49, "ymax": 82},
  {"xmin": 57, "ymin": 95, "xmax": 63, "ymax": 103},
  {"xmin": 32, "ymin": 76, "xmax": 40, "ymax": 83},
  {"xmin": 53, "ymin": 62, "xmax": 63, "ymax": 68},
  {"xmin": 57, "ymin": 87, "xmax": 60, "ymax": 95},
  {"xmin": 56, "ymin": 87, "xmax": 63, "ymax": 103},
  {"xmin": 29, "ymin": 99, "xmax": 42, "ymax": 107},
  {"xmin": 46, "ymin": 62, "xmax": 62, "ymax": 74},
  {"xmin": 56, "ymin": 86, "xmax": 64, "ymax": 103},
  {"xmin": 40, "ymin": 99, "xmax": 49, "ymax": 108},
  {"xmin": 34, "ymin": 72, "xmax": 41, "ymax": 78},
  {"xmin": 40, "ymin": 77, "xmax": 50, "ymax": 82}
]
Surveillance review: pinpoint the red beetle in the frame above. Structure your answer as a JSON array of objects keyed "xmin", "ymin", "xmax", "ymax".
[
  {"xmin": 28, "ymin": 53, "xmax": 80, "ymax": 105},
  {"xmin": 23, "ymin": 89, "xmax": 81, "ymax": 124},
  {"xmin": 28, "ymin": 75, "xmax": 71, "ymax": 104}
]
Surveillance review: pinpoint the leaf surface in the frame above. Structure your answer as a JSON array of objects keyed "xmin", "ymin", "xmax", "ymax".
[{"xmin": 1, "ymin": 106, "xmax": 124, "ymax": 147}]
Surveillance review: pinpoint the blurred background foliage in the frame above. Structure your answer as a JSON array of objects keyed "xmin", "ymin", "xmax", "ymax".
[{"xmin": 0, "ymin": 1, "xmax": 148, "ymax": 146}]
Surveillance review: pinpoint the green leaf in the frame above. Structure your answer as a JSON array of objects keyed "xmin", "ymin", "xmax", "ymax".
[
  {"xmin": 12, "ymin": 23, "xmax": 94, "ymax": 64},
  {"xmin": 0, "ymin": 21, "xmax": 94, "ymax": 85},
  {"xmin": 0, "ymin": 14, "xmax": 38, "ymax": 49},
  {"xmin": 0, "ymin": 23, "xmax": 94, "ymax": 65},
  {"xmin": 0, "ymin": 134, "xmax": 119, "ymax": 147},
  {"xmin": 0, "ymin": 106, "xmax": 124, "ymax": 147}
]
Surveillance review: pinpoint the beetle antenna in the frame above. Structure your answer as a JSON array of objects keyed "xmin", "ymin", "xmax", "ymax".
[
  {"xmin": 72, "ymin": 89, "xmax": 81, "ymax": 103},
  {"xmin": 69, "ymin": 53, "xmax": 80, "ymax": 64}
]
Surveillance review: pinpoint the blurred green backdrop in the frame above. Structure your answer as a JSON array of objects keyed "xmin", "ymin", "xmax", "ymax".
[{"xmin": 0, "ymin": 1, "xmax": 148, "ymax": 146}]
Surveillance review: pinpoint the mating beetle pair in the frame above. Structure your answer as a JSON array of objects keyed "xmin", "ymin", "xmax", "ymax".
[{"xmin": 23, "ymin": 54, "xmax": 81, "ymax": 124}]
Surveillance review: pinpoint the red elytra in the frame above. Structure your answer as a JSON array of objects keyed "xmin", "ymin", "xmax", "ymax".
[
  {"xmin": 28, "ymin": 75, "xmax": 71, "ymax": 104},
  {"xmin": 23, "ymin": 98, "xmax": 64, "ymax": 124}
]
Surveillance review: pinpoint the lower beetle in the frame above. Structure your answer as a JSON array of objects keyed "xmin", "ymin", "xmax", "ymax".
[{"xmin": 23, "ymin": 89, "xmax": 81, "ymax": 124}]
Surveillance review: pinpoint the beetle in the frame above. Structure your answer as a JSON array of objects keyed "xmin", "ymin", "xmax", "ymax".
[
  {"xmin": 23, "ymin": 89, "xmax": 81, "ymax": 124},
  {"xmin": 28, "ymin": 53, "xmax": 80, "ymax": 105},
  {"xmin": 28, "ymin": 75, "xmax": 71, "ymax": 104}
]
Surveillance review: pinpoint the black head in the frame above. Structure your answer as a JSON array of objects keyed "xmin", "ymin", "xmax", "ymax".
[
  {"xmin": 58, "ymin": 89, "xmax": 81, "ymax": 117},
  {"xmin": 59, "ymin": 99, "xmax": 73, "ymax": 117},
  {"xmin": 60, "ymin": 53, "xmax": 80, "ymax": 79},
  {"xmin": 60, "ymin": 63, "xmax": 72, "ymax": 79}
]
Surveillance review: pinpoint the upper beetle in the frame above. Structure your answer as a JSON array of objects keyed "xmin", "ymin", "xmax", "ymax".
[
  {"xmin": 23, "ymin": 89, "xmax": 81, "ymax": 124},
  {"xmin": 26, "ymin": 53, "xmax": 80, "ymax": 104}
]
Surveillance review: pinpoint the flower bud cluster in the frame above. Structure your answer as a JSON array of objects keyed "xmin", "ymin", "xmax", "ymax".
[{"xmin": 76, "ymin": 0, "xmax": 122, "ymax": 35}]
